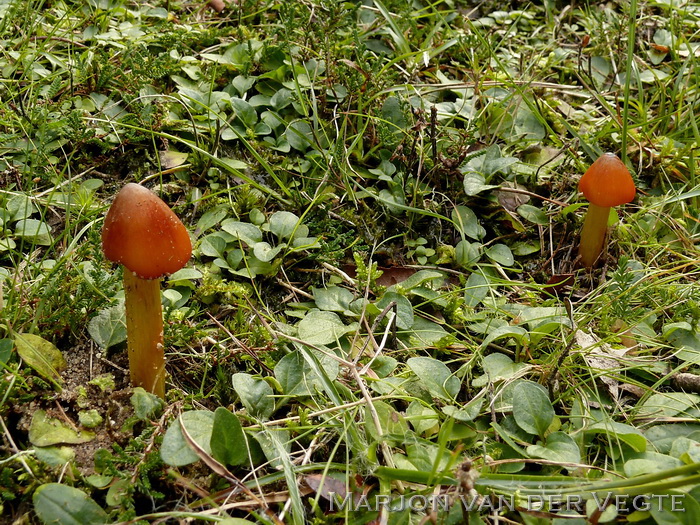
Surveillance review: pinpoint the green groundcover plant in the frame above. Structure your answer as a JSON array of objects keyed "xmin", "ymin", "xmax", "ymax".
[{"xmin": 1, "ymin": 0, "xmax": 700, "ymax": 524}]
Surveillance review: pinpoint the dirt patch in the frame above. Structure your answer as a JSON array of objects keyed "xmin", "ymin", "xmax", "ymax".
[{"xmin": 11, "ymin": 344, "xmax": 141, "ymax": 474}]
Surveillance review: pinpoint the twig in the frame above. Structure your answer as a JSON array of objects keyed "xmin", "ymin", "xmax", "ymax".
[
  {"xmin": 208, "ymin": 313, "xmax": 273, "ymax": 374},
  {"xmin": 321, "ymin": 261, "xmax": 355, "ymax": 285},
  {"xmin": 496, "ymin": 186, "xmax": 569, "ymax": 208},
  {"xmin": 0, "ymin": 416, "xmax": 34, "ymax": 477}
]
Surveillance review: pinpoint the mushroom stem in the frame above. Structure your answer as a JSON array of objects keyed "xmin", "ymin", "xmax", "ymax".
[
  {"xmin": 123, "ymin": 270, "xmax": 165, "ymax": 398},
  {"xmin": 578, "ymin": 203, "xmax": 611, "ymax": 268}
]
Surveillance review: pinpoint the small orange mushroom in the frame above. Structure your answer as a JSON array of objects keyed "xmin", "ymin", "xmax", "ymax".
[
  {"xmin": 102, "ymin": 183, "xmax": 191, "ymax": 397},
  {"xmin": 578, "ymin": 153, "xmax": 636, "ymax": 268}
]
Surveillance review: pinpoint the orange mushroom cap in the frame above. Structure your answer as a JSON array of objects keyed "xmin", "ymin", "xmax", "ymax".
[
  {"xmin": 102, "ymin": 183, "xmax": 192, "ymax": 279},
  {"xmin": 578, "ymin": 153, "xmax": 636, "ymax": 208}
]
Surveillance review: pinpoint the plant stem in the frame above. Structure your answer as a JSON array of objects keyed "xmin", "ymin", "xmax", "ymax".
[
  {"xmin": 579, "ymin": 203, "xmax": 611, "ymax": 268},
  {"xmin": 620, "ymin": 0, "xmax": 638, "ymax": 162},
  {"xmin": 123, "ymin": 270, "xmax": 165, "ymax": 398}
]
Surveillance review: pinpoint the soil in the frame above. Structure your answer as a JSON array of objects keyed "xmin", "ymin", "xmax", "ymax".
[{"xmin": 10, "ymin": 343, "xmax": 139, "ymax": 474}]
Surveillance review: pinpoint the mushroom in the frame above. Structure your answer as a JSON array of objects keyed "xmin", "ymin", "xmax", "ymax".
[
  {"xmin": 577, "ymin": 153, "xmax": 636, "ymax": 268},
  {"xmin": 102, "ymin": 183, "xmax": 191, "ymax": 397}
]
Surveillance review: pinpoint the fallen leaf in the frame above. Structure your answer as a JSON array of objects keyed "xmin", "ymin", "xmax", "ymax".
[
  {"xmin": 304, "ymin": 474, "xmax": 348, "ymax": 502},
  {"xmin": 672, "ymin": 373, "xmax": 700, "ymax": 394},
  {"xmin": 159, "ymin": 150, "xmax": 189, "ymax": 169},
  {"xmin": 497, "ymin": 184, "xmax": 529, "ymax": 211},
  {"xmin": 574, "ymin": 330, "xmax": 628, "ymax": 401},
  {"xmin": 542, "ymin": 274, "xmax": 574, "ymax": 298}
]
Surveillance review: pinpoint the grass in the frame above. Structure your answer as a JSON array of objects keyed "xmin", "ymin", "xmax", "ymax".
[{"xmin": 2, "ymin": 0, "xmax": 700, "ymax": 523}]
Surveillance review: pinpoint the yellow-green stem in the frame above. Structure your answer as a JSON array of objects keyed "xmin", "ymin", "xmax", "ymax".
[
  {"xmin": 123, "ymin": 270, "xmax": 165, "ymax": 398},
  {"xmin": 578, "ymin": 203, "xmax": 611, "ymax": 268}
]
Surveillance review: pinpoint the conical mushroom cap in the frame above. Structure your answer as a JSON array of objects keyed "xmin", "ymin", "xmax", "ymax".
[
  {"xmin": 579, "ymin": 153, "xmax": 636, "ymax": 207},
  {"xmin": 102, "ymin": 183, "xmax": 192, "ymax": 279}
]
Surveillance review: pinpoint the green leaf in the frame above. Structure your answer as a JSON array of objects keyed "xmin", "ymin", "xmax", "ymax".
[
  {"xmin": 312, "ymin": 285, "xmax": 355, "ymax": 315},
  {"xmin": 586, "ymin": 421, "xmax": 647, "ymax": 452},
  {"xmin": 455, "ymin": 240, "xmax": 481, "ymax": 267},
  {"xmin": 210, "ymin": 407, "xmax": 248, "ymax": 466},
  {"xmin": 296, "ymin": 310, "xmax": 356, "ymax": 345},
  {"xmin": 230, "ymin": 97, "xmax": 257, "ymax": 128},
  {"xmin": 364, "ymin": 400, "xmax": 409, "ymax": 445},
  {"xmin": 35, "ymin": 447, "xmax": 75, "ymax": 468},
  {"xmin": 512, "ymin": 381, "xmax": 554, "ymax": 438},
  {"xmin": 291, "ymin": 236, "xmax": 319, "ymax": 249},
  {"xmin": 407, "ymin": 317, "xmax": 450, "ymax": 347},
  {"xmin": 268, "ymin": 210, "xmax": 300, "ymax": 239},
  {"xmin": 378, "ymin": 187, "xmax": 405, "ymax": 214},
  {"xmin": 0, "ymin": 338, "xmax": 13, "ymax": 364},
  {"xmin": 270, "ymin": 88, "xmax": 294, "ymax": 110},
  {"xmin": 87, "ymin": 303, "xmax": 126, "ymax": 349},
  {"xmin": 671, "ymin": 437, "xmax": 700, "ymax": 464},
  {"xmin": 253, "ymin": 241, "xmax": 284, "ymax": 262},
  {"xmin": 286, "ymin": 120, "xmax": 314, "ymax": 151},
  {"xmin": 491, "ymin": 421, "xmax": 529, "ymax": 458},
  {"xmin": 251, "ymin": 428, "xmax": 290, "ymax": 470},
  {"xmin": 0, "ymin": 237, "xmax": 17, "ymax": 252},
  {"xmin": 404, "ymin": 441, "xmax": 453, "ymax": 472},
  {"xmin": 221, "ymin": 220, "xmax": 263, "ymax": 245},
  {"xmin": 472, "ymin": 353, "xmax": 530, "ymax": 387},
  {"xmin": 510, "ymin": 305, "xmax": 570, "ymax": 331},
  {"xmin": 33, "ymin": 483, "xmax": 108, "ymax": 525},
  {"xmin": 159, "ymin": 150, "xmax": 188, "ymax": 169},
  {"xmin": 407, "ymin": 357, "xmax": 460, "ymax": 401},
  {"xmin": 381, "ymin": 95, "xmax": 408, "ymax": 132},
  {"xmin": 464, "ymin": 271, "xmax": 490, "ymax": 307},
  {"xmin": 76, "ymin": 409, "xmax": 102, "ymax": 429},
  {"xmin": 376, "ymin": 292, "xmax": 414, "ymax": 330},
  {"xmin": 480, "ymin": 324, "xmax": 527, "ymax": 349},
  {"xmin": 14, "ymin": 333, "xmax": 66, "ymax": 386},
  {"xmin": 651, "ymin": 490, "xmax": 700, "ymax": 525},
  {"xmin": 485, "ymin": 243, "xmax": 514, "ymax": 266},
  {"xmin": 160, "ymin": 411, "xmax": 215, "ymax": 466},
  {"xmin": 406, "ymin": 401, "xmax": 439, "ymax": 436},
  {"xmin": 452, "ymin": 205, "xmax": 485, "ymax": 240},
  {"xmin": 199, "ymin": 233, "xmax": 227, "ymax": 257},
  {"xmin": 168, "ymin": 267, "xmax": 204, "ymax": 282},
  {"xmin": 391, "ymin": 269, "xmax": 445, "ymax": 292},
  {"xmin": 511, "ymin": 240, "xmax": 540, "ymax": 256},
  {"xmin": 29, "ymin": 410, "xmax": 95, "ymax": 447},
  {"xmin": 459, "ymin": 144, "xmax": 518, "ymax": 178},
  {"xmin": 463, "ymin": 172, "xmax": 498, "ymax": 196},
  {"xmin": 517, "ymin": 204, "xmax": 548, "ymax": 225},
  {"xmin": 230, "ymin": 74, "xmax": 255, "ymax": 96},
  {"xmin": 232, "ymin": 373, "xmax": 275, "ymax": 419},
  {"xmin": 275, "ymin": 351, "xmax": 312, "ymax": 397},
  {"xmin": 624, "ymin": 453, "xmax": 683, "ymax": 477},
  {"xmin": 130, "ymin": 387, "xmax": 165, "ymax": 420},
  {"xmin": 666, "ymin": 326, "xmax": 700, "ymax": 365},
  {"xmin": 504, "ymin": 104, "xmax": 545, "ymax": 141},
  {"xmin": 275, "ymin": 350, "xmax": 339, "ymax": 397},
  {"xmin": 89, "ymin": 375, "xmax": 115, "ymax": 392},
  {"xmin": 14, "ymin": 218, "xmax": 52, "ymax": 244},
  {"xmin": 637, "ymin": 392, "xmax": 700, "ymax": 418},
  {"xmin": 232, "ymin": 254, "xmax": 274, "ymax": 278},
  {"xmin": 7, "ymin": 193, "xmax": 37, "ymax": 220},
  {"xmin": 442, "ymin": 398, "xmax": 484, "ymax": 422},
  {"xmin": 527, "ymin": 432, "xmax": 581, "ymax": 466},
  {"xmin": 195, "ymin": 206, "xmax": 229, "ymax": 233},
  {"xmin": 645, "ymin": 424, "xmax": 700, "ymax": 454},
  {"xmin": 105, "ymin": 479, "xmax": 129, "ymax": 507}
]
